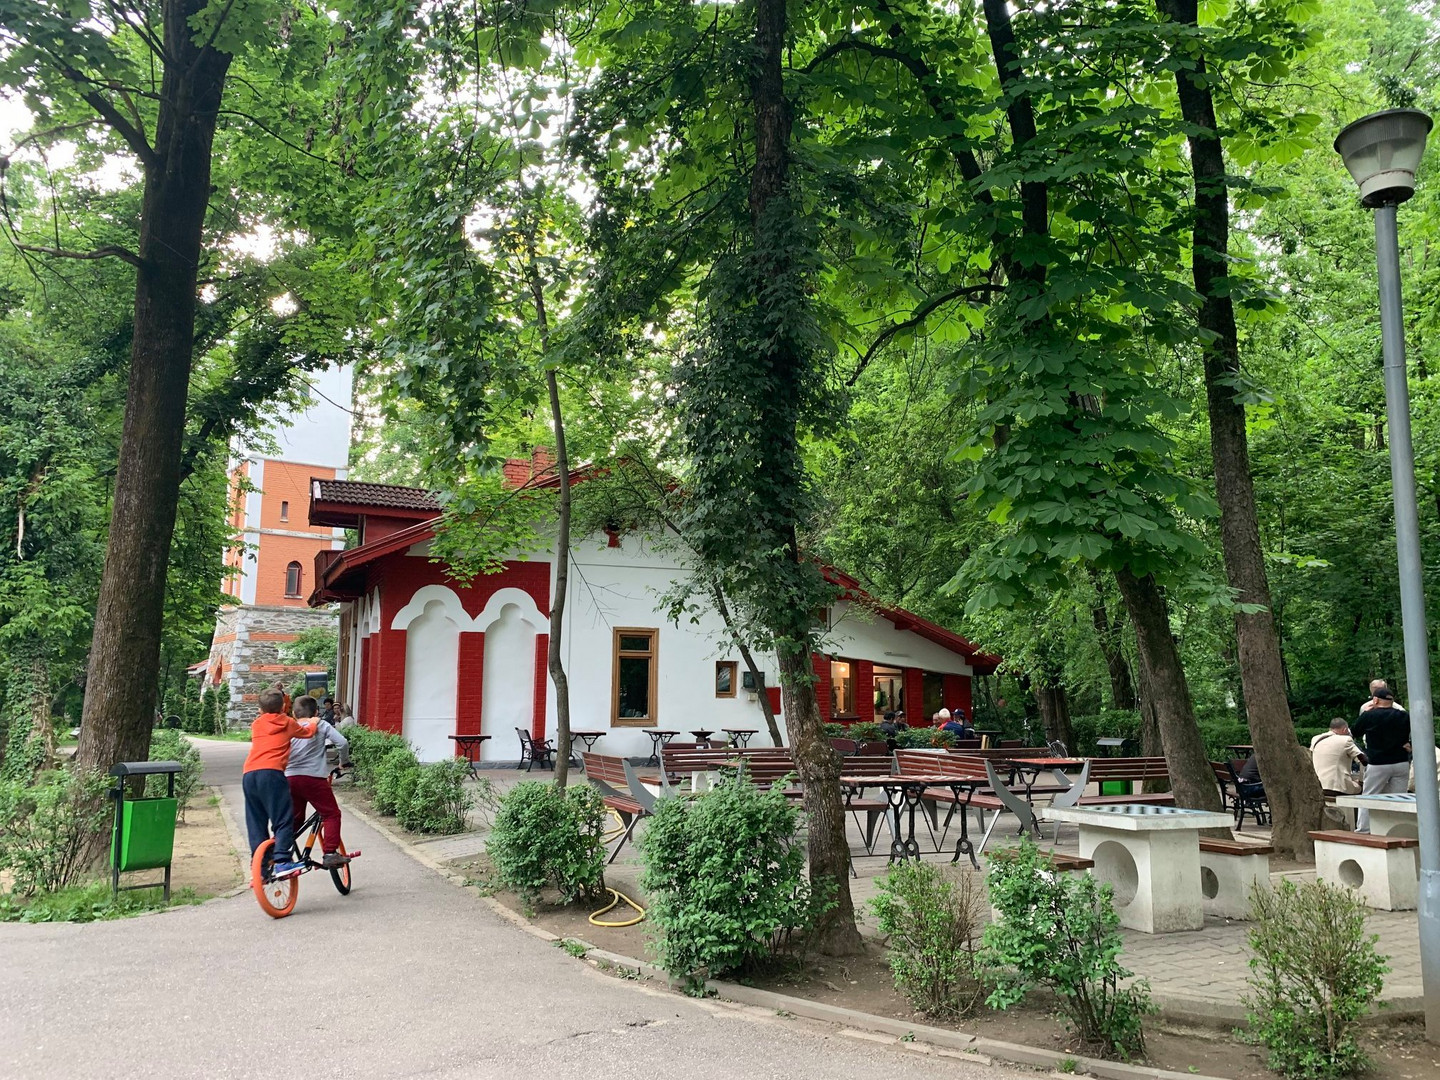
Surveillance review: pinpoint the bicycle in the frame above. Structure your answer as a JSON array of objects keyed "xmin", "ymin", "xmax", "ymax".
[{"xmin": 251, "ymin": 769, "xmax": 361, "ymax": 919}]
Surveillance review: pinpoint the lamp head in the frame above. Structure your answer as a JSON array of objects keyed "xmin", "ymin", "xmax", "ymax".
[{"xmin": 1335, "ymin": 108, "xmax": 1433, "ymax": 208}]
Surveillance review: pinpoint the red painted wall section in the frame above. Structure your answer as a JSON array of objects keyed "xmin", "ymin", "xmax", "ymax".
[
  {"xmin": 456, "ymin": 632, "xmax": 485, "ymax": 744},
  {"xmin": 376, "ymin": 556, "xmax": 550, "ymax": 628},
  {"xmin": 532, "ymin": 634, "xmax": 549, "ymax": 739},
  {"xmin": 904, "ymin": 667, "xmax": 924, "ymax": 724},
  {"xmin": 944, "ymin": 674, "xmax": 973, "ymax": 718},
  {"xmin": 811, "ymin": 653, "xmax": 832, "ymax": 724},
  {"xmin": 766, "ymin": 687, "xmax": 783, "ymax": 718},
  {"xmin": 374, "ymin": 628, "xmax": 407, "ymax": 735},
  {"xmin": 855, "ymin": 660, "xmax": 874, "ymax": 721}
]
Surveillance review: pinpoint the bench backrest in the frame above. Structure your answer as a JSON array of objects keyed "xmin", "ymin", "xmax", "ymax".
[
  {"xmin": 582, "ymin": 752, "xmax": 630, "ymax": 791},
  {"xmin": 894, "ymin": 749, "xmax": 983, "ymax": 778},
  {"xmin": 661, "ymin": 747, "xmax": 735, "ymax": 774},
  {"xmin": 738, "ymin": 758, "xmax": 798, "ymax": 785},
  {"xmin": 1087, "ymin": 757, "xmax": 1169, "ymax": 783},
  {"xmin": 843, "ymin": 755, "xmax": 894, "ymax": 777},
  {"xmin": 856, "ymin": 741, "xmax": 891, "ymax": 756}
]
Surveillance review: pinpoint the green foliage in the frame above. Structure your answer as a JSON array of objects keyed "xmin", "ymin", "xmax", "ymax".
[
  {"xmin": 870, "ymin": 862, "xmax": 984, "ymax": 1017},
  {"xmin": 344, "ymin": 726, "xmax": 411, "ymax": 791},
  {"xmin": 640, "ymin": 778, "xmax": 826, "ymax": 991},
  {"xmin": 278, "ymin": 628, "xmax": 339, "ymax": 685},
  {"xmin": 847, "ymin": 722, "xmax": 883, "ymax": 744},
  {"xmin": 1068, "ymin": 712, "xmax": 1143, "ymax": 757},
  {"xmin": 1245, "ymin": 879, "xmax": 1388, "ymax": 1079},
  {"xmin": 396, "ymin": 759, "xmax": 476, "ymax": 835},
  {"xmin": 895, "ymin": 727, "xmax": 956, "ymax": 750},
  {"xmin": 144, "ymin": 729, "xmax": 202, "ymax": 821},
  {"xmin": 0, "ymin": 768, "xmax": 110, "ymax": 897},
  {"xmin": 983, "ymin": 841, "xmax": 1152, "ymax": 1060},
  {"xmin": 487, "ymin": 782, "xmax": 607, "ymax": 905},
  {"xmin": 0, "ymin": 882, "xmax": 202, "ymax": 923},
  {"xmin": 371, "ymin": 747, "xmax": 422, "ymax": 817}
]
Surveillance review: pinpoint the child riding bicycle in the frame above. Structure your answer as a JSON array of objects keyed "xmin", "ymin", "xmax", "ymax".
[
  {"xmin": 242, "ymin": 688, "xmax": 317, "ymax": 877},
  {"xmin": 285, "ymin": 695, "xmax": 351, "ymax": 869}
]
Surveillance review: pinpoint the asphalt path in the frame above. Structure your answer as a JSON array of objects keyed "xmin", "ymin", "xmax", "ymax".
[{"xmin": 0, "ymin": 739, "xmax": 1024, "ymax": 1079}]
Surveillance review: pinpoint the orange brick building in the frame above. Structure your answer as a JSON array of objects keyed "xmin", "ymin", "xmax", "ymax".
[{"xmin": 205, "ymin": 367, "xmax": 352, "ymax": 724}]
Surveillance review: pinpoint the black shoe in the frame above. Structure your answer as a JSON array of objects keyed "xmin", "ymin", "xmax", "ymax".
[{"xmin": 321, "ymin": 852, "xmax": 349, "ymax": 869}]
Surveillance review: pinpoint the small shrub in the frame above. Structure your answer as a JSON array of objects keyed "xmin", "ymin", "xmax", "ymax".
[
  {"xmin": 848, "ymin": 721, "xmax": 883, "ymax": 743},
  {"xmin": 1244, "ymin": 878, "xmax": 1387, "ymax": 1079},
  {"xmin": 488, "ymin": 781, "xmax": 606, "ymax": 905},
  {"xmin": 0, "ymin": 768, "xmax": 111, "ymax": 897},
  {"xmin": 145, "ymin": 728, "xmax": 203, "ymax": 820},
  {"xmin": 983, "ymin": 840, "xmax": 1152, "ymax": 1060},
  {"xmin": 870, "ymin": 861, "xmax": 984, "ymax": 1017},
  {"xmin": 371, "ymin": 746, "xmax": 421, "ymax": 815},
  {"xmin": 894, "ymin": 727, "xmax": 956, "ymax": 749},
  {"xmin": 822, "ymin": 722, "xmax": 848, "ymax": 739},
  {"xmin": 345, "ymin": 726, "xmax": 411, "ymax": 791},
  {"xmin": 397, "ymin": 758, "xmax": 475, "ymax": 834},
  {"xmin": 0, "ymin": 881, "xmax": 201, "ymax": 923},
  {"xmin": 640, "ymin": 776, "xmax": 826, "ymax": 991}
]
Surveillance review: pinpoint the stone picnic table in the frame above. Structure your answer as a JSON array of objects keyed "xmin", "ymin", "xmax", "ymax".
[
  {"xmin": 1041, "ymin": 803, "xmax": 1233, "ymax": 934},
  {"xmin": 1334, "ymin": 792, "xmax": 1419, "ymax": 838}
]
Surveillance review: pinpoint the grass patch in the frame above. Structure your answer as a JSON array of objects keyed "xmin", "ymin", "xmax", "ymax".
[{"xmin": 0, "ymin": 881, "xmax": 206, "ymax": 923}]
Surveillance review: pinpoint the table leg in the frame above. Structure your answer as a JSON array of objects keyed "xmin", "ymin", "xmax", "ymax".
[
  {"xmin": 949, "ymin": 788, "xmax": 978, "ymax": 869},
  {"xmin": 886, "ymin": 786, "xmax": 923, "ymax": 863},
  {"xmin": 646, "ymin": 734, "xmax": 661, "ymax": 767}
]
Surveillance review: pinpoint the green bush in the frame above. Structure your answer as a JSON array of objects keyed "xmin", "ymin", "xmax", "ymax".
[
  {"xmin": 870, "ymin": 861, "xmax": 983, "ymax": 1017},
  {"xmin": 372, "ymin": 746, "xmax": 422, "ymax": 815},
  {"xmin": 145, "ymin": 728, "xmax": 203, "ymax": 821},
  {"xmin": 0, "ymin": 881, "xmax": 200, "ymax": 923},
  {"xmin": 848, "ymin": 721, "xmax": 883, "ymax": 743},
  {"xmin": 0, "ymin": 768, "xmax": 111, "ymax": 897},
  {"xmin": 822, "ymin": 722, "xmax": 848, "ymax": 739},
  {"xmin": 1067, "ymin": 711, "xmax": 1142, "ymax": 757},
  {"xmin": 345, "ymin": 726, "xmax": 411, "ymax": 791},
  {"xmin": 640, "ymin": 777, "xmax": 825, "ymax": 991},
  {"xmin": 488, "ymin": 781, "xmax": 606, "ymax": 905},
  {"xmin": 1244, "ymin": 879, "xmax": 1387, "ymax": 1079},
  {"xmin": 895, "ymin": 726, "xmax": 955, "ymax": 749},
  {"xmin": 397, "ymin": 759, "xmax": 476, "ymax": 834},
  {"xmin": 983, "ymin": 840, "xmax": 1152, "ymax": 1060}
]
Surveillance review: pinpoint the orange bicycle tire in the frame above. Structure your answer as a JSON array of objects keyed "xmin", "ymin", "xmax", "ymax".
[{"xmin": 251, "ymin": 838, "xmax": 299, "ymax": 919}]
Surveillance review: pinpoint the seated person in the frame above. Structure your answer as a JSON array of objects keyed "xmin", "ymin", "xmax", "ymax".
[
  {"xmin": 942, "ymin": 708, "xmax": 973, "ymax": 738},
  {"xmin": 879, "ymin": 711, "xmax": 902, "ymax": 738},
  {"xmin": 1310, "ymin": 718, "xmax": 1366, "ymax": 794},
  {"xmin": 1236, "ymin": 753, "xmax": 1264, "ymax": 793}
]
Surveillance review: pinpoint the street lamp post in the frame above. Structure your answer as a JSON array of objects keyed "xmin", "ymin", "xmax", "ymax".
[{"xmin": 1335, "ymin": 107, "xmax": 1440, "ymax": 1039}]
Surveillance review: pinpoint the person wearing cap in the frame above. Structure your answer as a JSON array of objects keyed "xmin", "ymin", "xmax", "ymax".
[
  {"xmin": 1352, "ymin": 687, "xmax": 1412, "ymax": 832},
  {"xmin": 1360, "ymin": 679, "xmax": 1406, "ymax": 713}
]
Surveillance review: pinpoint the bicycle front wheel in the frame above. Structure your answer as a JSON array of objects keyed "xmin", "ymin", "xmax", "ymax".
[
  {"xmin": 251, "ymin": 838, "xmax": 299, "ymax": 918},
  {"xmin": 329, "ymin": 840, "xmax": 352, "ymax": 895}
]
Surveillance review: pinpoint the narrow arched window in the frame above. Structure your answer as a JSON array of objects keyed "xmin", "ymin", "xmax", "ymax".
[{"xmin": 285, "ymin": 561, "xmax": 303, "ymax": 597}]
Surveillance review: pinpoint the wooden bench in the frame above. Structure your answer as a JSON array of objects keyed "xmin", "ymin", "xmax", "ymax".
[
  {"xmin": 1075, "ymin": 757, "xmax": 1175, "ymax": 806},
  {"xmin": 582, "ymin": 753, "xmax": 650, "ymax": 863},
  {"xmin": 892, "ymin": 750, "xmax": 1012, "ymax": 850},
  {"xmin": 1197, "ymin": 837, "xmax": 1274, "ymax": 919},
  {"xmin": 1310, "ymin": 829, "xmax": 1420, "ymax": 910}
]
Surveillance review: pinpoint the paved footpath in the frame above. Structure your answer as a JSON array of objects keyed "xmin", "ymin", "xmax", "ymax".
[{"xmin": 0, "ymin": 741, "xmax": 1019, "ymax": 1080}]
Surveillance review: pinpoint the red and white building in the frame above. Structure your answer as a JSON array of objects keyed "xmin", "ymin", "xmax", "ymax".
[{"xmin": 308, "ymin": 462, "xmax": 998, "ymax": 761}]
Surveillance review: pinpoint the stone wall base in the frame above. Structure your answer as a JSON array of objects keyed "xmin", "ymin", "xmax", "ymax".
[{"xmin": 206, "ymin": 604, "xmax": 338, "ymax": 726}]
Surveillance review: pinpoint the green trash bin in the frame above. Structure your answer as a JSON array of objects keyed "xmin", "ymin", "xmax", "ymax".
[{"xmin": 110, "ymin": 761, "xmax": 182, "ymax": 899}]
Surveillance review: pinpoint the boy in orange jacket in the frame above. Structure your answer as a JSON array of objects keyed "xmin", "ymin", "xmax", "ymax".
[{"xmin": 243, "ymin": 687, "xmax": 317, "ymax": 877}]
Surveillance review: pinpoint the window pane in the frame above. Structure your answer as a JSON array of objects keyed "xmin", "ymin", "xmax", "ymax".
[
  {"xmin": 617, "ymin": 656, "xmax": 651, "ymax": 718},
  {"xmin": 619, "ymin": 634, "xmax": 652, "ymax": 653},
  {"xmin": 716, "ymin": 663, "xmax": 733, "ymax": 695},
  {"xmin": 831, "ymin": 661, "xmax": 854, "ymax": 716}
]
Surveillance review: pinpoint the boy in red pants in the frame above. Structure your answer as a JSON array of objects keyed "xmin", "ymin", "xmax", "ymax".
[
  {"xmin": 243, "ymin": 688, "xmax": 317, "ymax": 877},
  {"xmin": 285, "ymin": 695, "xmax": 351, "ymax": 868}
]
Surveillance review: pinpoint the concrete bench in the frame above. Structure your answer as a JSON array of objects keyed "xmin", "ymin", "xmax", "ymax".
[
  {"xmin": 1310, "ymin": 829, "xmax": 1420, "ymax": 911},
  {"xmin": 1198, "ymin": 837, "xmax": 1273, "ymax": 919}
]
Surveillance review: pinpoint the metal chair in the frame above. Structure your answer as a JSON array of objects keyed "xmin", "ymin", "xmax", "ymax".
[
  {"xmin": 1049, "ymin": 757, "xmax": 1091, "ymax": 810},
  {"xmin": 515, "ymin": 727, "xmax": 555, "ymax": 772}
]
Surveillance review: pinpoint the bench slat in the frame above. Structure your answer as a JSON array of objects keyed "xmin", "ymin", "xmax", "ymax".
[
  {"xmin": 1309, "ymin": 829, "xmax": 1418, "ymax": 850},
  {"xmin": 1199, "ymin": 838, "xmax": 1274, "ymax": 857}
]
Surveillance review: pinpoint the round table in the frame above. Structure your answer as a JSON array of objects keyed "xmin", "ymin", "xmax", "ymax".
[
  {"xmin": 568, "ymin": 730, "xmax": 604, "ymax": 769},
  {"xmin": 722, "ymin": 728, "xmax": 758, "ymax": 748},
  {"xmin": 448, "ymin": 734, "xmax": 492, "ymax": 777},
  {"xmin": 643, "ymin": 729, "xmax": 678, "ymax": 765}
]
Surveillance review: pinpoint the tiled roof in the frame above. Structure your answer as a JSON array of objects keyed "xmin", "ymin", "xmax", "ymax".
[{"xmin": 310, "ymin": 479, "xmax": 440, "ymax": 513}]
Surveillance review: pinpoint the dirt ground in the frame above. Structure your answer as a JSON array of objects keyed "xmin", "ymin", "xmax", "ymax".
[
  {"xmin": 447, "ymin": 851, "xmax": 1440, "ymax": 1080},
  {"xmin": 168, "ymin": 789, "xmax": 244, "ymax": 898}
]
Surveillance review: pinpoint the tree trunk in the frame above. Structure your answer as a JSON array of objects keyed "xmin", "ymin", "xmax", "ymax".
[
  {"xmin": 1088, "ymin": 568, "xmax": 1137, "ymax": 710},
  {"xmin": 777, "ymin": 646, "xmax": 862, "ymax": 953},
  {"xmin": 546, "ymin": 370, "xmax": 573, "ymax": 788},
  {"xmin": 1035, "ymin": 682, "xmax": 1074, "ymax": 752},
  {"xmin": 75, "ymin": 6, "xmax": 233, "ymax": 780},
  {"xmin": 749, "ymin": 0, "xmax": 860, "ymax": 955},
  {"xmin": 1156, "ymin": 0, "xmax": 1324, "ymax": 859},
  {"xmin": 1114, "ymin": 569, "xmax": 1225, "ymax": 815}
]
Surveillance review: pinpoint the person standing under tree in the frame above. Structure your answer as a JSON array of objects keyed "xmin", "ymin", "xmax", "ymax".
[{"xmin": 1352, "ymin": 687, "xmax": 1411, "ymax": 832}]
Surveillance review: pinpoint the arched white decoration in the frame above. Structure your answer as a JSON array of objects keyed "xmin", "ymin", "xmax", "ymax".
[
  {"xmin": 392, "ymin": 584, "xmax": 470, "ymax": 631},
  {"xmin": 474, "ymin": 587, "xmax": 546, "ymax": 632},
  {"xmin": 402, "ymin": 599, "xmax": 460, "ymax": 762},
  {"xmin": 480, "ymin": 603, "xmax": 538, "ymax": 761}
]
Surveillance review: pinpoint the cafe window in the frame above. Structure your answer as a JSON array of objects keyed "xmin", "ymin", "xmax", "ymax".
[
  {"xmin": 830, "ymin": 659, "xmax": 857, "ymax": 718},
  {"xmin": 715, "ymin": 660, "xmax": 737, "ymax": 698},
  {"xmin": 612, "ymin": 628, "xmax": 658, "ymax": 726},
  {"xmin": 284, "ymin": 561, "xmax": 303, "ymax": 597}
]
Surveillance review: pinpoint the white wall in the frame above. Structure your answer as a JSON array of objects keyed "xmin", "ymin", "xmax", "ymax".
[{"xmin": 272, "ymin": 365, "xmax": 354, "ymax": 469}]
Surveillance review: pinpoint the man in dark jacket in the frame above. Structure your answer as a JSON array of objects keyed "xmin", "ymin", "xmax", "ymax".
[{"xmin": 1352, "ymin": 687, "xmax": 1412, "ymax": 832}]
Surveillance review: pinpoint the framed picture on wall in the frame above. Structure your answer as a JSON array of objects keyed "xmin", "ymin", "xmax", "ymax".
[{"xmin": 715, "ymin": 660, "xmax": 737, "ymax": 697}]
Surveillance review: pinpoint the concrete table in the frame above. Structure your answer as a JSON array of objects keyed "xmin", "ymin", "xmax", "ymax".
[
  {"xmin": 1042, "ymin": 804, "xmax": 1234, "ymax": 933},
  {"xmin": 1334, "ymin": 792, "xmax": 1418, "ymax": 838}
]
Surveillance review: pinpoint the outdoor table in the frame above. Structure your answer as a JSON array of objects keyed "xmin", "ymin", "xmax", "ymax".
[
  {"xmin": 973, "ymin": 729, "xmax": 1003, "ymax": 750},
  {"xmin": 840, "ymin": 773, "xmax": 988, "ymax": 869},
  {"xmin": 1041, "ymin": 804, "xmax": 1233, "ymax": 933},
  {"xmin": 1227, "ymin": 744, "xmax": 1254, "ymax": 759},
  {"xmin": 1001, "ymin": 756, "xmax": 1085, "ymax": 806},
  {"xmin": 722, "ymin": 728, "xmax": 758, "ymax": 748},
  {"xmin": 643, "ymin": 729, "xmax": 678, "ymax": 766},
  {"xmin": 690, "ymin": 729, "xmax": 715, "ymax": 746},
  {"xmin": 448, "ymin": 734, "xmax": 492, "ymax": 778},
  {"xmin": 1334, "ymin": 792, "xmax": 1418, "ymax": 838},
  {"xmin": 567, "ymin": 730, "xmax": 604, "ymax": 769},
  {"xmin": 1095, "ymin": 737, "xmax": 1127, "ymax": 757}
]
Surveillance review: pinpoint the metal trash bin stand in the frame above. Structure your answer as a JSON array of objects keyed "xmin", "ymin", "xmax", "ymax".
[{"xmin": 109, "ymin": 761, "xmax": 182, "ymax": 900}]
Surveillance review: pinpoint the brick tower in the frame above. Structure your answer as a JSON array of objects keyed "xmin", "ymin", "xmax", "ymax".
[{"xmin": 204, "ymin": 366, "xmax": 353, "ymax": 724}]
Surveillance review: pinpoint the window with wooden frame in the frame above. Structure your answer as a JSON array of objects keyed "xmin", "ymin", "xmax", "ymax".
[
  {"xmin": 830, "ymin": 658, "xmax": 858, "ymax": 719},
  {"xmin": 612, "ymin": 628, "xmax": 658, "ymax": 726},
  {"xmin": 284, "ymin": 561, "xmax": 303, "ymax": 598},
  {"xmin": 715, "ymin": 660, "xmax": 737, "ymax": 698}
]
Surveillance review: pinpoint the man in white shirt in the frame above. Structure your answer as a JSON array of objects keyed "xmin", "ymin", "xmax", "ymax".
[
  {"xmin": 1310, "ymin": 718, "xmax": 1366, "ymax": 794},
  {"xmin": 1360, "ymin": 679, "xmax": 1406, "ymax": 713}
]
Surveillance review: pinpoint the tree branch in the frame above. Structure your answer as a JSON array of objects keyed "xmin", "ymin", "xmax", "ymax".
[
  {"xmin": 12, "ymin": 241, "xmax": 142, "ymax": 268},
  {"xmin": 846, "ymin": 284, "xmax": 999, "ymax": 386},
  {"xmin": 77, "ymin": 86, "xmax": 159, "ymax": 169}
]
